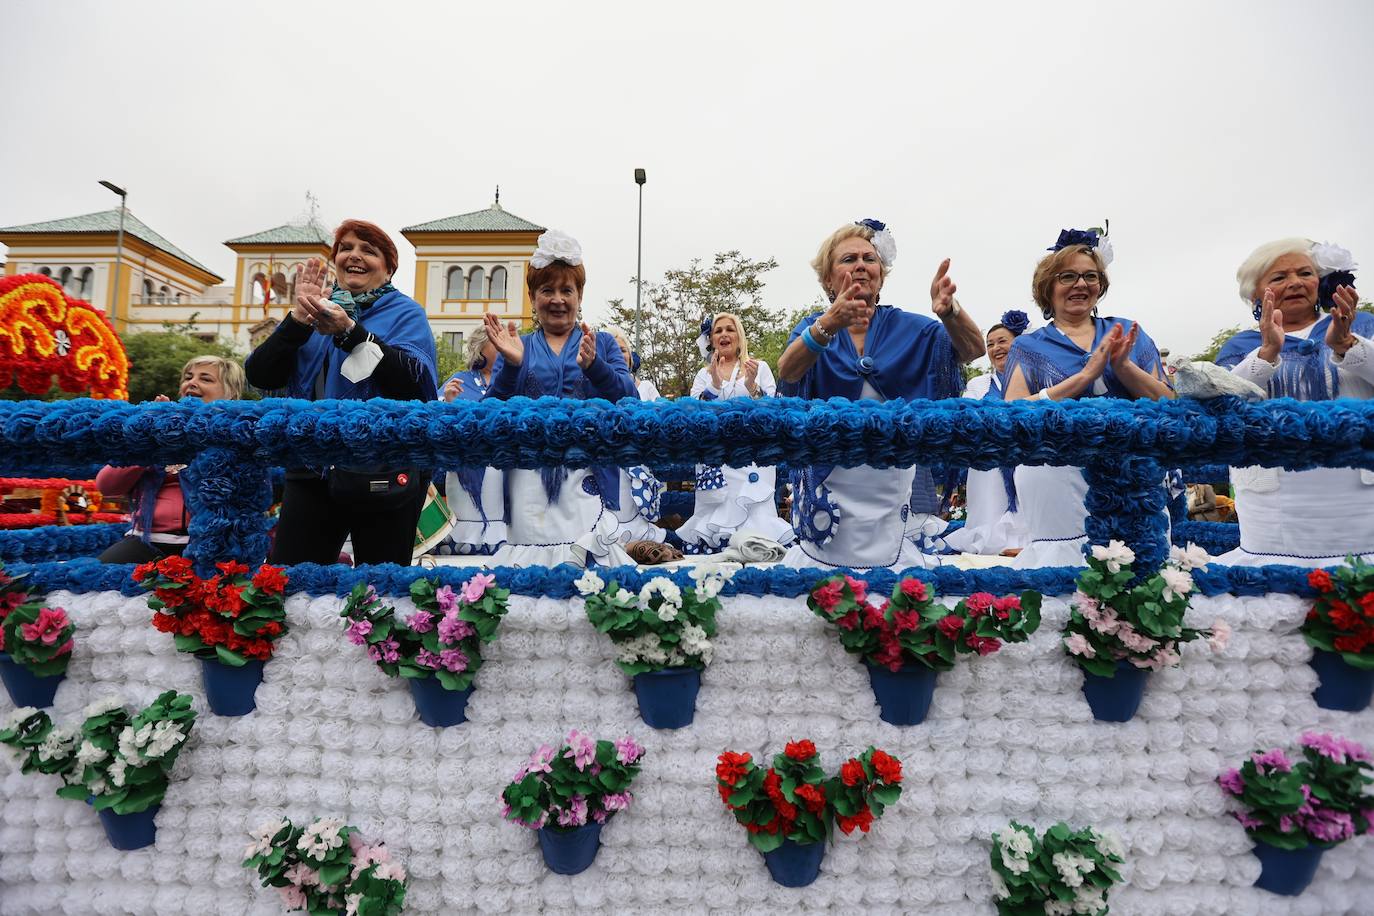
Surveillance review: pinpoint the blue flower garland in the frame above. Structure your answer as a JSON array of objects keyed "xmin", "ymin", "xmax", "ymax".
[
  {"xmin": 5, "ymin": 395, "xmax": 1374, "ymax": 473},
  {"xmin": 6, "ymin": 557, "xmax": 1322, "ymax": 601},
  {"xmin": 179, "ymin": 447, "xmax": 271, "ymax": 577},
  {"xmin": 1172, "ymin": 520, "xmax": 1240, "ymax": 556},
  {"xmin": 0, "ymin": 523, "xmax": 126, "ymax": 563}
]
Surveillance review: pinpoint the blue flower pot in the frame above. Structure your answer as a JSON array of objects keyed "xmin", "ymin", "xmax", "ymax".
[
  {"xmin": 865, "ymin": 661, "xmax": 938, "ymax": 725},
  {"xmin": 1252, "ymin": 840, "xmax": 1324, "ymax": 896},
  {"xmin": 632, "ymin": 667, "xmax": 701, "ymax": 729},
  {"xmin": 408, "ymin": 677, "xmax": 473, "ymax": 727},
  {"xmin": 1081, "ymin": 659, "xmax": 1149, "ymax": 722},
  {"xmin": 761, "ymin": 838, "xmax": 826, "ymax": 887},
  {"xmin": 199, "ymin": 657, "xmax": 265, "ymax": 717},
  {"xmin": 538, "ymin": 821, "xmax": 602, "ymax": 875},
  {"xmin": 1310, "ymin": 649, "xmax": 1374, "ymax": 712},
  {"xmin": 0, "ymin": 652, "xmax": 65, "ymax": 708},
  {"xmin": 97, "ymin": 803, "xmax": 160, "ymax": 850}
]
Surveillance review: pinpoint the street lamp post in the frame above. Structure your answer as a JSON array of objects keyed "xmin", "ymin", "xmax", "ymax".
[
  {"xmin": 98, "ymin": 180, "xmax": 127, "ymax": 320},
  {"xmin": 633, "ymin": 168, "xmax": 646, "ymax": 355}
]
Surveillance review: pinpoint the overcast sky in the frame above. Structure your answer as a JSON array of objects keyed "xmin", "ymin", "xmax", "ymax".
[{"xmin": 3, "ymin": 0, "xmax": 1372, "ymax": 361}]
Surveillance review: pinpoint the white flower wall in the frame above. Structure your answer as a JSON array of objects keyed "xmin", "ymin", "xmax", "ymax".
[{"xmin": 2, "ymin": 589, "xmax": 1372, "ymax": 915}]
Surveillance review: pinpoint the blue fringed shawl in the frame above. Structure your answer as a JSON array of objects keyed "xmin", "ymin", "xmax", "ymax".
[
  {"xmin": 1003, "ymin": 316, "xmax": 1164, "ymax": 398},
  {"xmin": 1216, "ymin": 312, "xmax": 1374, "ymax": 400}
]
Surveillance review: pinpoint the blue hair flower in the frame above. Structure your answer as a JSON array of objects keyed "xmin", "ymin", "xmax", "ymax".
[
  {"xmin": 1319, "ymin": 270, "xmax": 1357, "ymax": 312},
  {"xmin": 1000, "ymin": 309, "xmax": 1030, "ymax": 336},
  {"xmin": 857, "ymin": 218, "xmax": 887, "ymax": 232},
  {"xmin": 1049, "ymin": 228, "xmax": 1101, "ymax": 252}
]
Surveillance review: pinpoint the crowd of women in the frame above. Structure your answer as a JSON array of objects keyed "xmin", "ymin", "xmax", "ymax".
[{"xmin": 95, "ymin": 216, "xmax": 1368, "ymax": 573}]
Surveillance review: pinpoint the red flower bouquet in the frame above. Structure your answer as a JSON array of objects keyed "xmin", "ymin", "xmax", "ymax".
[
  {"xmin": 1304, "ymin": 558, "xmax": 1374, "ymax": 711},
  {"xmin": 134, "ymin": 557, "xmax": 289, "ymax": 716},
  {"xmin": 134, "ymin": 557, "xmax": 289, "ymax": 665},
  {"xmin": 808, "ymin": 574, "xmax": 1042, "ymax": 673},
  {"xmin": 716, "ymin": 741, "xmax": 903, "ymax": 886}
]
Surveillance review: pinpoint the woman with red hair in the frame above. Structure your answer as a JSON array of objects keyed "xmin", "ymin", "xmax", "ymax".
[{"xmin": 245, "ymin": 219, "xmax": 438, "ymax": 566}]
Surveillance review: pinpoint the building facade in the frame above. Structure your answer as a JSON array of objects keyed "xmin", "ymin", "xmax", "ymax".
[{"xmin": 1, "ymin": 198, "xmax": 545, "ymax": 353}]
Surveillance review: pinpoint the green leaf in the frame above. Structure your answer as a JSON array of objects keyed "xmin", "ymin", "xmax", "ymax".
[{"xmin": 214, "ymin": 645, "xmax": 247, "ymax": 667}]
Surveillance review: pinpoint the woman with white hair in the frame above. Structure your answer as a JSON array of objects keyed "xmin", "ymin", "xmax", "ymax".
[
  {"xmin": 776, "ymin": 219, "xmax": 986, "ymax": 570},
  {"xmin": 1215, "ymin": 237, "xmax": 1369, "ymax": 566},
  {"xmin": 437, "ymin": 324, "xmax": 506, "ymax": 555},
  {"xmin": 676, "ymin": 312, "xmax": 794, "ymax": 552}
]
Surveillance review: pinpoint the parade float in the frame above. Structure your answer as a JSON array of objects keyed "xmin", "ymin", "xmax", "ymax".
[{"xmin": 0, "ymin": 392, "xmax": 1369, "ymax": 914}]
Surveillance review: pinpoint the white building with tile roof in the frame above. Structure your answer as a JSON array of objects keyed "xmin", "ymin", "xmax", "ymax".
[{"xmin": 401, "ymin": 197, "xmax": 544, "ymax": 354}]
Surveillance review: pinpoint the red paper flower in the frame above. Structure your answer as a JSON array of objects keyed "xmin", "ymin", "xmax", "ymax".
[
  {"xmin": 784, "ymin": 740, "xmax": 816, "ymax": 762},
  {"xmin": 1308, "ymin": 569, "xmax": 1333, "ymax": 592},
  {"xmin": 837, "ymin": 806, "xmax": 874, "ymax": 834},
  {"xmin": 840, "ymin": 759, "xmax": 866, "ymax": 787},
  {"xmin": 763, "ymin": 769, "xmax": 798, "ymax": 820},
  {"xmin": 966, "ymin": 592, "xmax": 994, "ymax": 617},
  {"xmin": 716, "ymin": 751, "xmax": 752, "ymax": 785},
  {"xmin": 892, "ymin": 609, "xmax": 920, "ymax": 633},
  {"xmin": 837, "ymin": 610, "xmax": 860, "ymax": 631},
  {"xmin": 252, "ymin": 565, "xmax": 289, "ymax": 595},
  {"xmin": 794, "ymin": 783, "xmax": 826, "ymax": 815},
  {"xmin": 870, "ymin": 749, "xmax": 902, "ymax": 784},
  {"xmin": 843, "ymin": 575, "xmax": 868, "ymax": 603},
  {"xmin": 937, "ymin": 614, "xmax": 964, "ymax": 639},
  {"xmin": 899, "ymin": 578, "xmax": 928, "ymax": 601}
]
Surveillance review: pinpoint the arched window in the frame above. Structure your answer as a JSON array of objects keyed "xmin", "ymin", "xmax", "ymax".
[
  {"xmin": 142, "ymin": 279, "xmax": 154, "ymax": 302},
  {"xmin": 78, "ymin": 268, "xmax": 94, "ymax": 299},
  {"xmin": 271, "ymin": 271, "xmax": 289, "ymax": 304},
  {"xmin": 249, "ymin": 272, "xmax": 267, "ymax": 305},
  {"xmin": 467, "ymin": 267, "xmax": 486, "ymax": 299},
  {"xmin": 58, "ymin": 267, "xmax": 74, "ymax": 293},
  {"xmin": 446, "ymin": 266, "xmax": 464, "ymax": 299},
  {"xmin": 174, "ymin": 292, "xmax": 183, "ymax": 304},
  {"xmin": 489, "ymin": 267, "xmax": 507, "ymax": 300},
  {"xmin": 157, "ymin": 285, "xmax": 170, "ymax": 304},
  {"xmin": 37, "ymin": 266, "xmax": 51, "ymax": 277}
]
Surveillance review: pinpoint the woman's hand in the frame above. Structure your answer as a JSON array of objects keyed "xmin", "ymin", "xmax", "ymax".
[
  {"xmin": 576, "ymin": 322, "xmax": 597, "ymax": 370},
  {"xmin": 1257, "ymin": 288, "xmax": 1286, "ymax": 363},
  {"xmin": 819, "ymin": 271, "xmax": 867, "ymax": 333},
  {"xmin": 930, "ymin": 258, "xmax": 958, "ymax": 318},
  {"xmin": 743, "ymin": 357, "xmax": 760, "ymax": 387},
  {"xmin": 1327, "ymin": 284, "xmax": 1360, "ymax": 357},
  {"xmin": 292, "ymin": 258, "xmax": 329, "ymax": 326},
  {"xmin": 1106, "ymin": 321, "xmax": 1139, "ymax": 374},
  {"xmin": 1079, "ymin": 325, "xmax": 1117, "ymax": 384},
  {"xmin": 708, "ymin": 350, "xmax": 725, "ymax": 388},
  {"xmin": 442, "ymin": 376, "xmax": 464, "ymax": 402},
  {"xmin": 484, "ymin": 312, "xmax": 524, "ymax": 367}
]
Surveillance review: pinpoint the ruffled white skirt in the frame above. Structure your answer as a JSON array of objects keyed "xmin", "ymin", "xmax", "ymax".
[
  {"xmin": 1010, "ymin": 465, "xmax": 1088, "ymax": 568},
  {"xmin": 486, "ymin": 469, "xmax": 633, "ymax": 569},
  {"xmin": 782, "ymin": 464, "xmax": 941, "ymax": 571},
  {"xmin": 676, "ymin": 464, "xmax": 793, "ymax": 550},
  {"xmin": 942, "ymin": 467, "xmax": 1027, "ymax": 556},
  {"xmin": 1218, "ymin": 465, "xmax": 1374, "ymax": 567},
  {"xmin": 440, "ymin": 469, "xmax": 507, "ymax": 555}
]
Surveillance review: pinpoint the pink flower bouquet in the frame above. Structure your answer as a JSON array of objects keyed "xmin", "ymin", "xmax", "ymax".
[{"xmin": 242, "ymin": 817, "xmax": 407, "ymax": 915}]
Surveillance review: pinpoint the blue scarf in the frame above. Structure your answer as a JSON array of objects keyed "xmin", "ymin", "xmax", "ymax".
[
  {"xmin": 779, "ymin": 305, "xmax": 962, "ymax": 402},
  {"xmin": 978, "ymin": 372, "xmax": 1019, "ymax": 512},
  {"xmin": 284, "ymin": 285, "xmax": 438, "ymax": 402},
  {"xmin": 1216, "ymin": 312, "xmax": 1374, "ymax": 400},
  {"xmin": 1003, "ymin": 316, "xmax": 1164, "ymax": 398},
  {"xmin": 442, "ymin": 368, "xmax": 495, "ymax": 521},
  {"xmin": 485, "ymin": 327, "xmax": 630, "ymax": 504},
  {"xmin": 780, "ymin": 306, "xmax": 961, "ymax": 545},
  {"xmin": 131, "ymin": 468, "xmax": 187, "ymax": 544}
]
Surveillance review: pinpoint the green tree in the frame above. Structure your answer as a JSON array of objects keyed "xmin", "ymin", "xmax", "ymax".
[
  {"xmin": 1192, "ymin": 324, "xmax": 1244, "ymax": 363},
  {"xmin": 123, "ymin": 316, "xmax": 243, "ymax": 403},
  {"xmin": 752, "ymin": 305, "xmax": 820, "ymax": 371},
  {"xmin": 606, "ymin": 251, "xmax": 783, "ymax": 396},
  {"xmin": 434, "ymin": 334, "xmax": 464, "ymax": 389}
]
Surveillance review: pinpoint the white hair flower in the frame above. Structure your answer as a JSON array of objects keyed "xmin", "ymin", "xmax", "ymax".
[
  {"xmin": 1094, "ymin": 236, "xmax": 1114, "ymax": 266},
  {"xmin": 1310, "ymin": 241, "xmax": 1356, "ymax": 277},
  {"xmin": 530, "ymin": 229, "xmax": 583, "ymax": 269}
]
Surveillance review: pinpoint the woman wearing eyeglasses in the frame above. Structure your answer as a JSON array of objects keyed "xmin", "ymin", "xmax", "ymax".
[{"xmin": 1002, "ymin": 230, "xmax": 1172, "ymax": 568}]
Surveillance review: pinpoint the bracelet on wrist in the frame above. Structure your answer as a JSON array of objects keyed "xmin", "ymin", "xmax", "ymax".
[{"xmin": 800, "ymin": 326, "xmax": 828, "ymax": 354}]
